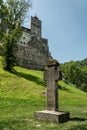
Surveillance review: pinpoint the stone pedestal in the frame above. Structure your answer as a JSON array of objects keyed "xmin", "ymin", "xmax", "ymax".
[{"xmin": 35, "ymin": 110, "xmax": 70, "ymax": 123}]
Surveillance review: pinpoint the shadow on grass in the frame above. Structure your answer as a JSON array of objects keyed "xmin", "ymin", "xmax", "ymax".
[
  {"xmin": 70, "ymin": 117, "xmax": 87, "ymax": 122},
  {"xmin": 68, "ymin": 117, "xmax": 87, "ymax": 130},
  {"xmin": 58, "ymin": 84, "xmax": 73, "ymax": 93},
  {"xmin": 12, "ymin": 69, "xmax": 46, "ymax": 87}
]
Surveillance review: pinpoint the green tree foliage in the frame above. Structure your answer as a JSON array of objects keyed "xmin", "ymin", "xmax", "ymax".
[
  {"xmin": 0, "ymin": 0, "xmax": 8, "ymax": 40},
  {"xmin": 61, "ymin": 60, "xmax": 87, "ymax": 92},
  {"xmin": 1, "ymin": 0, "xmax": 31, "ymax": 72},
  {"xmin": 6, "ymin": 0, "xmax": 31, "ymax": 29},
  {"xmin": 2, "ymin": 28, "xmax": 21, "ymax": 71},
  {"xmin": 76, "ymin": 58, "xmax": 87, "ymax": 67}
]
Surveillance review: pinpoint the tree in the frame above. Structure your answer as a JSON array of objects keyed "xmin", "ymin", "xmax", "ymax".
[
  {"xmin": 1, "ymin": 0, "xmax": 31, "ymax": 71},
  {"xmin": 2, "ymin": 28, "xmax": 21, "ymax": 71},
  {"xmin": 0, "ymin": 0, "xmax": 8, "ymax": 40},
  {"xmin": 61, "ymin": 60, "xmax": 87, "ymax": 92}
]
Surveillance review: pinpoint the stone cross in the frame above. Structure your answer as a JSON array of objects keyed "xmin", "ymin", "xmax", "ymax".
[
  {"xmin": 44, "ymin": 60, "xmax": 60, "ymax": 111},
  {"xmin": 35, "ymin": 59, "xmax": 70, "ymax": 123}
]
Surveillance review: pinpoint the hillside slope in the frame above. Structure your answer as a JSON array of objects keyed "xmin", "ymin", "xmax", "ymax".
[{"xmin": 0, "ymin": 56, "xmax": 87, "ymax": 130}]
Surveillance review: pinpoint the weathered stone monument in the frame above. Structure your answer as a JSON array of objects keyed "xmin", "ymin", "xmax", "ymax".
[{"xmin": 35, "ymin": 59, "xmax": 70, "ymax": 123}]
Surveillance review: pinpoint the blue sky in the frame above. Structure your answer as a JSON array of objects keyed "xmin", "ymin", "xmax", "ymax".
[{"xmin": 25, "ymin": 0, "xmax": 87, "ymax": 63}]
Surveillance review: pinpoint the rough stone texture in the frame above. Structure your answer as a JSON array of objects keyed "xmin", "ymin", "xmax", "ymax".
[
  {"xmin": 16, "ymin": 37, "xmax": 51, "ymax": 70},
  {"xmin": 35, "ymin": 60, "xmax": 70, "ymax": 123},
  {"xmin": 0, "ymin": 16, "xmax": 52, "ymax": 70},
  {"xmin": 16, "ymin": 16, "xmax": 52, "ymax": 70},
  {"xmin": 35, "ymin": 110, "xmax": 70, "ymax": 123},
  {"xmin": 44, "ymin": 64, "xmax": 59, "ymax": 111}
]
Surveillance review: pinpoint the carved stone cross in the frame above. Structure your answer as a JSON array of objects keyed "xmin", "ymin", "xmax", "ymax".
[
  {"xmin": 35, "ymin": 59, "xmax": 70, "ymax": 123},
  {"xmin": 44, "ymin": 60, "xmax": 60, "ymax": 111}
]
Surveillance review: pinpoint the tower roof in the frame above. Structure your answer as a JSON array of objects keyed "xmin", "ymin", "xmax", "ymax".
[{"xmin": 34, "ymin": 15, "xmax": 39, "ymax": 20}]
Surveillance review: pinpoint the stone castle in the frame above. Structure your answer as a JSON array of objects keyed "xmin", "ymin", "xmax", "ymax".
[
  {"xmin": 0, "ymin": 16, "xmax": 52, "ymax": 70},
  {"xmin": 16, "ymin": 16, "xmax": 52, "ymax": 70}
]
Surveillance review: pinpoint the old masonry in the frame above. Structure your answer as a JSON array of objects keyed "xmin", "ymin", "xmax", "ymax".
[{"xmin": 16, "ymin": 16, "xmax": 52, "ymax": 70}]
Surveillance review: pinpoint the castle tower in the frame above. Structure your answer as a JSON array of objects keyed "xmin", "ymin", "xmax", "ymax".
[
  {"xmin": 16, "ymin": 16, "xmax": 52, "ymax": 70},
  {"xmin": 31, "ymin": 16, "xmax": 41, "ymax": 39}
]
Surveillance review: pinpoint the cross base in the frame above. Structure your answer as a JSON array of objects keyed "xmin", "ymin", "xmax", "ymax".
[{"xmin": 35, "ymin": 110, "xmax": 70, "ymax": 123}]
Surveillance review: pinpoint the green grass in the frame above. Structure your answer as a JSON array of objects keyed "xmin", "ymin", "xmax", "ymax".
[{"xmin": 0, "ymin": 56, "xmax": 87, "ymax": 130}]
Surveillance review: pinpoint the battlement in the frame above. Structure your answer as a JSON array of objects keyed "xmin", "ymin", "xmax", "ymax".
[{"xmin": 31, "ymin": 16, "xmax": 41, "ymax": 27}]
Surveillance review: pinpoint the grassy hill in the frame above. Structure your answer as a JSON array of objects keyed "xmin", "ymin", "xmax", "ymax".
[{"xmin": 0, "ymin": 56, "xmax": 87, "ymax": 130}]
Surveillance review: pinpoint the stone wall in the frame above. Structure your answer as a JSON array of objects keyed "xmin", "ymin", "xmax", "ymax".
[
  {"xmin": 16, "ymin": 36, "xmax": 51, "ymax": 70},
  {"xmin": 16, "ymin": 16, "xmax": 52, "ymax": 70},
  {"xmin": 0, "ymin": 16, "xmax": 52, "ymax": 70}
]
